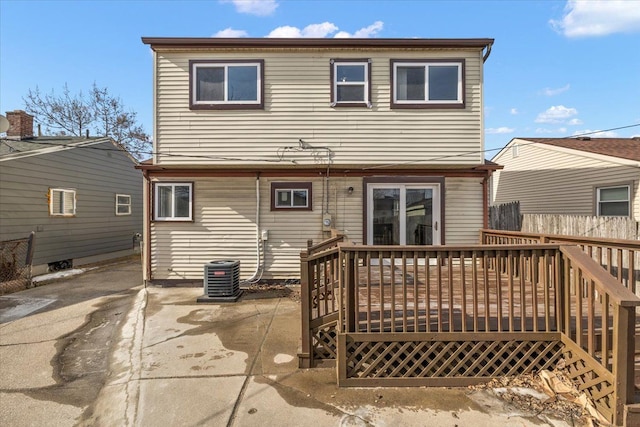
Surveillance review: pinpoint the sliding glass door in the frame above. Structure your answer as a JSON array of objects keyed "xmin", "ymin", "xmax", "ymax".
[{"xmin": 367, "ymin": 184, "xmax": 440, "ymax": 246}]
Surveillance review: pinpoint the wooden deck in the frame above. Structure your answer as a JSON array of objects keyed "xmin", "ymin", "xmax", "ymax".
[
  {"xmin": 300, "ymin": 239, "xmax": 640, "ymax": 425},
  {"xmin": 351, "ymin": 262, "xmax": 559, "ymax": 334}
]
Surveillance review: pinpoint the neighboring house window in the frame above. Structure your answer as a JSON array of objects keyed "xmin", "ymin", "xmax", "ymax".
[
  {"xmin": 271, "ymin": 182, "xmax": 312, "ymax": 211},
  {"xmin": 116, "ymin": 194, "xmax": 132, "ymax": 216},
  {"xmin": 512, "ymin": 144, "xmax": 519, "ymax": 158},
  {"xmin": 391, "ymin": 59, "xmax": 464, "ymax": 108},
  {"xmin": 49, "ymin": 188, "xmax": 76, "ymax": 216},
  {"xmin": 154, "ymin": 183, "xmax": 193, "ymax": 221},
  {"xmin": 331, "ymin": 59, "xmax": 371, "ymax": 107},
  {"xmin": 596, "ymin": 185, "xmax": 630, "ymax": 217},
  {"xmin": 189, "ymin": 60, "xmax": 264, "ymax": 109}
]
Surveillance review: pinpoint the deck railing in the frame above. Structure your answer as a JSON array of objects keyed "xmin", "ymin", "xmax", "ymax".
[
  {"xmin": 300, "ymin": 238, "xmax": 640, "ymax": 424},
  {"xmin": 338, "ymin": 245, "xmax": 562, "ymax": 335},
  {"xmin": 480, "ymin": 229, "xmax": 640, "ymax": 294},
  {"xmin": 298, "ymin": 235, "xmax": 344, "ymax": 368},
  {"xmin": 557, "ymin": 245, "xmax": 638, "ymax": 422}
]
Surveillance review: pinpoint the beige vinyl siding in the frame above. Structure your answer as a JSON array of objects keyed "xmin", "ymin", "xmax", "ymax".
[
  {"xmin": 151, "ymin": 175, "xmax": 363, "ymax": 280},
  {"xmin": 150, "ymin": 175, "xmax": 483, "ymax": 279},
  {"xmin": 151, "ymin": 177, "xmax": 258, "ymax": 280},
  {"xmin": 492, "ymin": 142, "xmax": 640, "ymax": 220},
  {"xmin": 154, "ymin": 49, "xmax": 484, "ymax": 167},
  {"xmin": 445, "ymin": 177, "xmax": 484, "ymax": 244}
]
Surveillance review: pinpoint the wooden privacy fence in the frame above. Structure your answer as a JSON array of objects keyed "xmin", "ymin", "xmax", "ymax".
[
  {"xmin": 300, "ymin": 240, "xmax": 640, "ymax": 425},
  {"xmin": 480, "ymin": 229, "xmax": 640, "ymax": 296}
]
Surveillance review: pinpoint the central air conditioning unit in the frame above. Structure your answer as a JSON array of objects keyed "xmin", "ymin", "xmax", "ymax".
[{"xmin": 197, "ymin": 260, "xmax": 242, "ymax": 302}]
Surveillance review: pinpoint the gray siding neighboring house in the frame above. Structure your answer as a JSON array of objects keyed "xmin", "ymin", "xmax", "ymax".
[
  {"xmin": 491, "ymin": 137, "xmax": 640, "ymax": 220},
  {"xmin": 0, "ymin": 111, "xmax": 143, "ymax": 274}
]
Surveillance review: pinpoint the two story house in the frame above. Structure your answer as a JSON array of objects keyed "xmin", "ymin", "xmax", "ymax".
[{"xmin": 140, "ymin": 37, "xmax": 496, "ymax": 283}]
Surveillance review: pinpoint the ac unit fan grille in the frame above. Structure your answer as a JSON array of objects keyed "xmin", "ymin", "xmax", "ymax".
[{"xmin": 202, "ymin": 260, "xmax": 242, "ymax": 301}]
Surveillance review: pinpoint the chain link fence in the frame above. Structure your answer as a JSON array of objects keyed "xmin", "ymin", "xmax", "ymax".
[{"xmin": 1, "ymin": 232, "xmax": 36, "ymax": 295}]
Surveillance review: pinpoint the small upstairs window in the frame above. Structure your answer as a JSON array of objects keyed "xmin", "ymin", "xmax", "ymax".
[
  {"xmin": 190, "ymin": 60, "xmax": 264, "ymax": 109},
  {"xmin": 50, "ymin": 188, "xmax": 76, "ymax": 217},
  {"xmin": 331, "ymin": 59, "xmax": 371, "ymax": 107},
  {"xmin": 391, "ymin": 59, "xmax": 464, "ymax": 109}
]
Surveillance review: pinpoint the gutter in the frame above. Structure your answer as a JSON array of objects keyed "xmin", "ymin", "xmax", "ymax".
[{"xmin": 483, "ymin": 41, "xmax": 493, "ymax": 63}]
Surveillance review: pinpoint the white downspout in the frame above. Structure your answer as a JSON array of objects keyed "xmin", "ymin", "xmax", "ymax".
[{"xmin": 241, "ymin": 175, "xmax": 263, "ymax": 284}]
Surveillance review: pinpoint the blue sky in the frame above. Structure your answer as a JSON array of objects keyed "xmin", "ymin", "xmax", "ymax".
[{"xmin": 1, "ymin": 0, "xmax": 639, "ymax": 157}]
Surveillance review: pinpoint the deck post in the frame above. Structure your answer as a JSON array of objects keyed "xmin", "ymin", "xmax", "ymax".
[
  {"xmin": 345, "ymin": 250, "xmax": 356, "ymax": 333},
  {"xmin": 298, "ymin": 250, "xmax": 312, "ymax": 368},
  {"xmin": 612, "ymin": 304, "xmax": 635, "ymax": 425}
]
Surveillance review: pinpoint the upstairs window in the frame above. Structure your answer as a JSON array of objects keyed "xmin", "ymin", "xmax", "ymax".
[
  {"xmin": 331, "ymin": 59, "xmax": 371, "ymax": 107},
  {"xmin": 190, "ymin": 60, "xmax": 263, "ymax": 109},
  {"xmin": 154, "ymin": 183, "xmax": 193, "ymax": 221},
  {"xmin": 391, "ymin": 59, "xmax": 464, "ymax": 109},
  {"xmin": 596, "ymin": 185, "xmax": 630, "ymax": 216},
  {"xmin": 271, "ymin": 182, "xmax": 312, "ymax": 211},
  {"xmin": 50, "ymin": 188, "xmax": 76, "ymax": 216},
  {"xmin": 116, "ymin": 194, "xmax": 132, "ymax": 216}
]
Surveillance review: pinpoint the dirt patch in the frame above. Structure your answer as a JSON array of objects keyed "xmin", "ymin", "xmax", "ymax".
[
  {"xmin": 469, "ymin": 371, "xmax": 600, "ymax": 426},
  {"xmin": 243, "ymin": 283, "xmax": 301, "ymax": 302}
]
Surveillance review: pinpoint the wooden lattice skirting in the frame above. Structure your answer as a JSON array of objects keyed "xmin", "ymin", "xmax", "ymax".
[
  {"xmin": 311, "ymin": 314, "xmax": 339, "ymax": 361},
  {"xmin": 338, "ymin": 332, "xmax": 564, "ymax": 387},
  {"xmin": 560, "ymin": 335, "xmax": 615, "ymax": 424}
]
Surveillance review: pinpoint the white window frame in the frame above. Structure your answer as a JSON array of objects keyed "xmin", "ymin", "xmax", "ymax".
[
  {"xmin": 115, "ymin": 194, "xmax": 132, "ymax": 216},
  {"xmin": 191, "ymin": 61, "xmax": 262, "ymax": 106},
  {"xmin": 271, "ymin": 182, "xmax": 312, "ymax": 211},
  {"xmin": 275, "ymin": 189, "xmax": 309, "ymax": 209},
  {"xmin": 49, "ymin": 188, "xmax": 76, "ymax": 217},
  {"xmin": 596, "ymin": 185, "xmax": 630, "ymax": 217},
  {"xmin": 392, "ymin": 60, "xmax": 463, "ymax": 106},
  {"xmin": 332, "ymin": 60, "xmax": 370, "ymax": 106},
  {"xmin": 154, "ymin": 183, "xmax": 193, "ymax": 221},
  {"xmin": 512, "ymin": 144, "xmax": 520, "ymax": 158}
]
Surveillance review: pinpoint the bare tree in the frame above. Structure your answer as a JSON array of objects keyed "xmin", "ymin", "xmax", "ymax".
[
  {"xmin": 23, "ymin": 83, "xmax": 151, "ymax": 159},
  {"xmin": 24, "ymin": 84, "xmax": 93, "ymax": 137},
  {"xmin": 90, "ymin": 84, "xmax": 151, "ymax": 159}
]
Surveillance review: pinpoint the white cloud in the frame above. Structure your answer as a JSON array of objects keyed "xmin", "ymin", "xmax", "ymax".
[
  {"xmin": 213, "ymin": 28, "xmax": 249, "ymax": 37},
  {"xmin": 268, "ymin": 22, "xmax": 338, "ymax": 38},
  {"xmin": 535, "ymin": 105, "xmax": 578, "ymax": 123},
  {"xmin": 568, "ymin": 118, "xmax": 583, "ymax": 125},
  {"xmin": 267, "ymin": 21, "xmax": 383, "ymax": 38},
  {"xmin": 486, "ymin": 127, "xmax": 515, "ymax": 134},
  {"xmin": 221, "ymin": 0, "xmax": 278, "ymax": 16},
  {"xmin": 573, "ymin": 129, "xmax": 619, "ymax": 137},
  {"xmin": 541, "ymin": 84, "xmax": 570, "ymax": 96},
  {"xmin": 348, "ymin": 21, "xmax": 384, "ymax": 38},
  {"xmin": 510, "ymin": 108, "xmax": 519, "ymax": 115},
  {"xmin": 550, "ymin": 0, "xmax": 640, "ymax": 37}
]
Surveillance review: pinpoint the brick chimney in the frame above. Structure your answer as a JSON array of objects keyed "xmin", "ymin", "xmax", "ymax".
[{"xmin": 6, "ymin": 110, "xmax": 35, "ymax": 140}]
